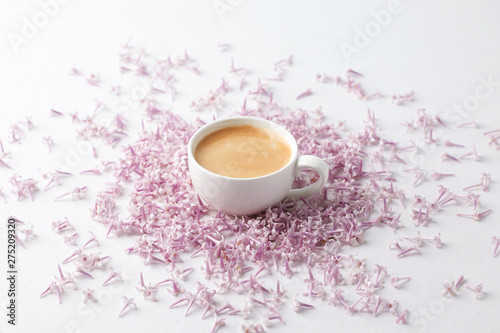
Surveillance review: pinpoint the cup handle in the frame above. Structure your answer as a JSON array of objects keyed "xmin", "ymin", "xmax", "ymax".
[{"xmin": 285, "ymin": 155, "xmax": 329, "ymax": 200}]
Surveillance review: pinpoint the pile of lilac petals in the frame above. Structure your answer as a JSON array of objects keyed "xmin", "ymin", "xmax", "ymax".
[{"xmin": 90, "ymin": 98, "xmax": 413, "ymax": 324}]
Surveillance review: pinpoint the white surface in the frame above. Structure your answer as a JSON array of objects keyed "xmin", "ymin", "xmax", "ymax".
[{"xmin": 0, "ymin": 1, "xmax": 500, "ymax": 333}]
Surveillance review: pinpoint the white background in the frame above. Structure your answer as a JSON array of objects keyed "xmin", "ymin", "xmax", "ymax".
[{"xmin": 1, "ymin": 1, "xmax": 500, "ymax": 332}]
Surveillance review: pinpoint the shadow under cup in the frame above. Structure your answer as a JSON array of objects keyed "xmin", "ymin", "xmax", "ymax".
[{"xmin": 188, "ymin": 116, "xmax": 326, "ymax": 216}]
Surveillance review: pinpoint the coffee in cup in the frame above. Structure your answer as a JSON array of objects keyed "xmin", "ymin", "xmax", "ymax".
[{"xmin": 194, "ymin": 125, "xmax": 291, "ymax": 178}]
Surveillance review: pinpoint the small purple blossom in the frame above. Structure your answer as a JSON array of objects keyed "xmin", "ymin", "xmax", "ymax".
[
  {"xmin": 103, "ymin": 267, "xmax": 122, "ymax": 286},
  {"xmin": 457, "ymin": 209, "xmax": 492, "ymax": 221},
  {"xmin": 216, "ymin": 42, "xmax": 231, "ymax": 52},
  {"xmin": 431, "ymin": 171, "xmax": 455, "ymax": 180},
  {"xmin": 465, "ymin": 283, "xmax": 484, "ymax": 299},
  {"xmin": 137, "ymin": 272, "xmax": 158, "ymax": 301},
  {"xmin": 42, "ymin": 136, "xmax": 54, "ymax": 152},
  {"xmin": 81, "ymin": 232, "xmax": 99, "ymax": 249},
  {"xmin": 463, "ymin": 173, "xmax": 491, "ymax": 192},
  {"xmin": 459, "ymin": 145, "xmax": 478, "ymax": 161},
  {"xmin": 391, "ymin": 275, "xmax": 411, "ymax": 289},
  {"xmin": 491, "ymin": 236, "xmax": 500, "ymax": 257},
  {"xmin": 296, "ymin": 88, "xmax": 313, "ymax": 100},
  {"xmin": 50, "ymin": 109, "xmax": 64, "ymax": 116},
  {"xmin": 63, "ymin": 233, "xmax": 79, "ymax": 246},
  {"xmin": 293, "ymin": 295, "xmax": 315, "ymax": 313},
  {"xmin": 442, "ymin": 281, "xmax": 457, "ymax": 297},
  {"xmin": 390, "ymin": 91, "xmax": 413, "ymax": 105},
  {"xmin": 9, "ymin": 174, "xmax": 38, "ymax": 201},
  {"xmin": 19, "ymin": 224, "xmax": 35, "ymax": 242},
  {"xmin": 86, "ymin": 73, "xmax": 100, "ymax": 86},
  {"xmin": 444, "ymin": 140, "xmax": 464, "ymax": 147},
  {"xmin": 457, "ymin": 121, "xmax": 476, "ymax": 128},
  {"xmin": 441, "ymin": 152, "xmax": 460, "ymax": 162},
  {"xmin": 40, "ymin": 265, "xmax": 76, "ymax": 304},
  {"xmin": 396, "ymin": 246, "xmax": 420, "ymax": 258},
  {"xmin": 118, "ymin": 297, "xmax": 137, "ymax": 317},
  {"xmin": 403, "ymin": 232, "xmax": 442, "ymax": 248},
  {"xmin": 454, "ymin": 275, "xmax": 465, "ymax": 290},
  {"xmin": 52, "ymin": 218, "xmax": 73, "ymax": 233},
  {"xmin": 82, "ymin": 288, "xmax": 97, "ymax": 303},
  {"xmin": 54, "ymin": 185, "xmax": 87, "ymax": 201},
  {"xmin": 395, "ymin": 309, "xmax": 409, "ymax": 325}
]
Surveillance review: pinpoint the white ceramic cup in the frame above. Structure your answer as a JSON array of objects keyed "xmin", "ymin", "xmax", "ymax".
[{"xmin": 188, "ymin": 116, "xmax": 329, "ymax": 215}]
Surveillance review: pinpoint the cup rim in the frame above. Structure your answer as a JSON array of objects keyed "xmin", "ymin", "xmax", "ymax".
[{"xmin": 187, "ymin": 116, "xmax": 298, "ymax": 180}]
